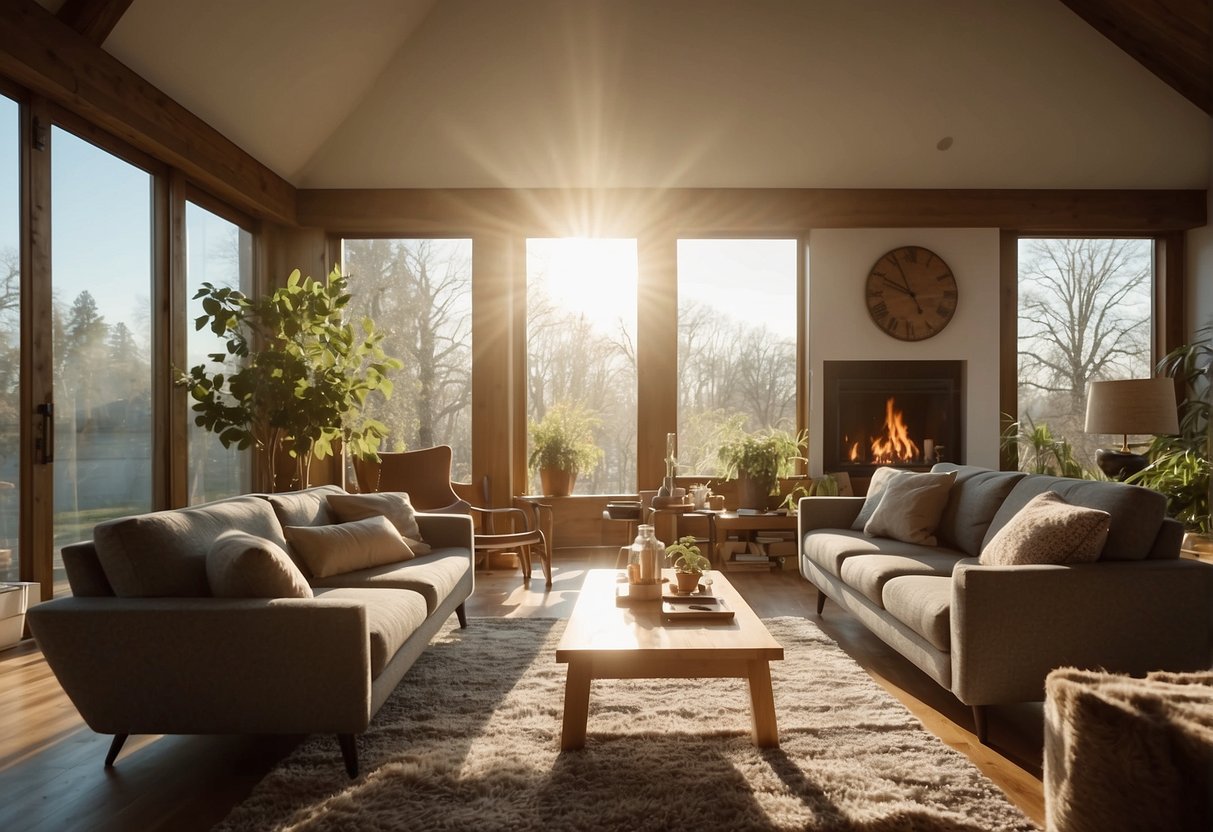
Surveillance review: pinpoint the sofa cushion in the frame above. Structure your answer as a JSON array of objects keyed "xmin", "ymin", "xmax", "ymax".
[
  {"xmin": 839, "ymin": 550, "xmax": 964, "ymax": 607},
  {"xmin": 803, "ymin": 529, "xmax": 957, "ymax": 578},
  {"xmin": 94, "ymin": 495, "xmax": 286, "ymax": 597},
  {"xmin": 983, "ymin": 476, "xmax": 1163, "ymax": 561},
  {"xmin": 206, "ymin": 531, "xmax": 313, "ymax": 599},
  {"xmin": 266, "ymin": 485, "xmax": 347, "ymax": 528},
  {"xmin": 932, "ymin": 464, "xmax": 1027, "ymax": 556},
  {"xmin": 980, "ymin": 491, "xmax": 1110, "ymax": 566},
  {"xmin": 882, "ymin": 575, "xmax": 952, "ymax": 651},
  {"xmin": 851, "ymin": 466, "xmax": 903, "ymax": 531},
  {"xmin": 326, "ymin": 492, "xmax": 432, "ymax": 555},
  {"xmin": 863, "ymin": 469, "xmax": 957, "ymax": 545},
  {"xmin": 313, "ymin": 587, "xmax": 428, "ymax": 678},
  {"xmin": 310, "ymin": 548, "xmax": 470, "ymax": 614},
  {"xmin": 283, "ymin": 515, "xmax": 416, "ymax": 579}
]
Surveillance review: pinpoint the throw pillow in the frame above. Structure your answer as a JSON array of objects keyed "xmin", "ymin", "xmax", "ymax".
[
  {"xmin": 206, "ymin": 530, "xmax": 313, "ymax": 598},
  {"xmin": 850, "ymin": 466, "xmax": 904, "ymax": 531},
  {"xmin": 862, "ymin": 469, "xmax": 958, "ymax": 546},
  {"xmin": 980, "ymin": 491, "xmax": 1110, "ymax": 566},
  {"xmin": 326, "ymin": 492, "xmax": 432, "ymax": 555},
  {"xmin": 283, "ymin": 515, "xmax": 416, "ymax": 579}
]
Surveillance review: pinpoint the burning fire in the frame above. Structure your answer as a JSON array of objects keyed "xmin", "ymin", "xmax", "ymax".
[{"xmin": 870, "ymin": 398, "xmax": 919, "ymax": 463}]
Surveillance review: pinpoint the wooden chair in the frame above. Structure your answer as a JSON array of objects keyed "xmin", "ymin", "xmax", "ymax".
[{"xmin": 355, "ymin": 446, "xmax": 552, "ymax": 588}]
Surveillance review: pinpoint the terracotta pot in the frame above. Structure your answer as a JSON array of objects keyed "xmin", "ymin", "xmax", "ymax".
[
  {"xmin": 539, "ymin": 466, "xmax": 576, "ymax": 497},
  {"xmin": 675, "ymin": 570, "xmax": 701, "ymax": 593}
]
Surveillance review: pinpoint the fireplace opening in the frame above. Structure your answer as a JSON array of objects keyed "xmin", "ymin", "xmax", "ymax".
[{"xmin": 823, "ymin": 360, "xmax": 963, "ymax": 479}]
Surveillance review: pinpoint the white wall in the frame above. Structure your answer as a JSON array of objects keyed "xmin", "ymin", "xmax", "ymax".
[
  {"xmin": 1187, "ymin": 130, "xmax": 1213, "ymax": 337},
  {"xmin": 807, "ymin": 228, "xmax": 1002, "ymax": 474}
]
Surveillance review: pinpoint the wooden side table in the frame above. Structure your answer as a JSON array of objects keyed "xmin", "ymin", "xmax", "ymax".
[{"xmin": 708, "ymin": 512, "xmax": 799, "ymax": 571}]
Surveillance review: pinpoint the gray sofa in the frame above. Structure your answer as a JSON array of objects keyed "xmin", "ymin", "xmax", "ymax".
[
  {"xmin": 798, "ymin": 463, "xmax": 1213, "ymax": 741},
  {"xmin": 28, "ymin": 484, "xmax": 474, "ymax": 777}
]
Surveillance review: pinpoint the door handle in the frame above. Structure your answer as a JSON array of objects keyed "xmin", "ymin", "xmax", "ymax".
[{"xmin": 36, "ymin": 401, "xmax": 53, "ymax": 464}]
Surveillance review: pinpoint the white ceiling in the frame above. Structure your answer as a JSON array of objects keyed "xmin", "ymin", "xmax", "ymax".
[{"xmin": 91, "ymin": 0, "xmax": 1210, "ymax": 190}]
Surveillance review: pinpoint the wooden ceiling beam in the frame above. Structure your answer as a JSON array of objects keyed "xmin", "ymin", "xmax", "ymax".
[
  {"xmin": 0, "ymin": 0, "xmax": 296, "ymax": 224},
  {"xmin": 1060, "ymin": 0, "xmax": 1212, "ymax": 114},
  {"xmin": 56, "ymin": 0, "xmax": 134, "ymax": 44}
]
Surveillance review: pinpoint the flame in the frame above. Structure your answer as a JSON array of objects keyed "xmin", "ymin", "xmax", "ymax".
[
  {"xmin": 870, "ymin": 398, "xmax": 919, "ymax": 463},
  {"xmin": 848, "ymin": 440, "xmax": 861, "ymax": 462}
]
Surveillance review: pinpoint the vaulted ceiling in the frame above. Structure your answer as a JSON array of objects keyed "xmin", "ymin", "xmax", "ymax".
[{"xmin": 30, "ymin": 0, "xmax": 1213, "ymax": 191}]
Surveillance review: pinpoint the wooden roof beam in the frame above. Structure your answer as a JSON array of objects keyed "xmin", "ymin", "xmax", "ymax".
[{"xmin": 56, "ymin": 0, "xmax": 134, "ymax": 44}]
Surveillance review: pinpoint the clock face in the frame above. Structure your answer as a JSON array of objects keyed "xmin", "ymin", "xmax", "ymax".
[{"xmin": 864, "ymin": 246, "xmax": 957, "ymax": 341}]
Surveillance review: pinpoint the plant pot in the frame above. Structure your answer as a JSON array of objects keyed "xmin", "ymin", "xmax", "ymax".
[
  {"xmin": 735, "ymin": 473, "xmax": 770, "ymax": 511},
  {"xmin": 675, "ymin": 571, "xmax": 701, "ymax": 593},
  {"xmin": 1181, "ymin": 532, "xmax": 1213, "ymax": 558},
  {"xmin": 539, "ymin": 466, "xmax": 576, "ymax": 497}
]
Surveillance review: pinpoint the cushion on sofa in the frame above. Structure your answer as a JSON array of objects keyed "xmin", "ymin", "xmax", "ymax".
[
  {"xmin": 326, "ymin": 492, "xmax": 432, "ymax": 555},
  {"xmin": 803, "ymin": 529, "xmax": 953, "ymax": 578},
  {"xmin": 839, "ymin": 550, "xmax": 964, "ymax": 607},
  {"xmin": 207, "ymin": 531, "xmax": 313, "ymax": 598},
  {"xmin": 310, "ymin": 549, "xmax": 471, "ymax": 614},
  {"xmin": 882, "ymin": 574, "xmax": 952, "ymax": 651},
  {"xmin": 266, "ymin": 484, "xmax": 347, "ymax": 528},
  {"xmin": 313, "ymin": 587, "xmax": 429, "ymax": 678},
  {"xmin": 863, "ymin": 469, "xmax": 957, "ymax": 545},
  {"xmin": 851, "ymin": 466, "xmax": 904, "ymax": 530},
  {"xmin": 284, "ymin": 515, "xmax": 416, "ymax": 579},
  {"xmin": 980, "ymin": 491, "xmax": 1110, "ymax": 566},
  {"xmin": 983, "ymin": 476, "xmax": 1161, "ymax": 561},
  {"xmin": 94, "ymin": 495, "xmax": 286, "ymax": 597},
  {"xmin": 932, "ymin": 464, "xmax": 1027, "ymax": 556}
]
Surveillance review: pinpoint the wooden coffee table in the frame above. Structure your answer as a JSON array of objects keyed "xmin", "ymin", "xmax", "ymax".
[{"xmin": 555, "ymin": 568, "xmax": 784, "ymax": 750}]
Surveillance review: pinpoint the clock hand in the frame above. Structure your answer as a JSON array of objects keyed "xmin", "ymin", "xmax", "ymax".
[
  {"xmin": 890, "ymin": 257, "xmax": 925, "ymax": 314},
  {"xmin": 882, "ymin": 277, "xmax": 914, "ymax": 296}
]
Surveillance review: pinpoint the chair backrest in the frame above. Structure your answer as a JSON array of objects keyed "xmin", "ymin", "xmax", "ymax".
[{"xmin": 354, "ymin": 445, "xmax": 467, "ymax": 513}]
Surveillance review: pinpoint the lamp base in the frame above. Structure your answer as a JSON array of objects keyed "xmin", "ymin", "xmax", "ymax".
[{"xmin": 1095, "ymin": 448, "xmax": 1148, "ymax": 481}]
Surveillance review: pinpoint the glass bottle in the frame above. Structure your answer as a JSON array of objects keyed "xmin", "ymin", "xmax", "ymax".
[{"xmin": 628, "ymin": 524, "xmax": 664, "ymax": 585}]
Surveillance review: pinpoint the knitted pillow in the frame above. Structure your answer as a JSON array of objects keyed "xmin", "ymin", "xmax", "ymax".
[{"xmin": 980, "ymin": 491, "xmax": 1110, "ymax": 565}]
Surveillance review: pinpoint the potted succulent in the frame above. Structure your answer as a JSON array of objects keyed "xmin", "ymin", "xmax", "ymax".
[
  {"xmin": 665, "ymin": 535, "xmax": 711, "ymax": 593},
  {"xmin": 1129, "ymin": 323, "xmax": 1212, "ymax": 553},
  {"xmin": 718, "ymin": 428, "xmax": 807, "ymax": 510},
  {"xmin": 527, "ymin": 403, "xmax": 603, "ymax": 496}
]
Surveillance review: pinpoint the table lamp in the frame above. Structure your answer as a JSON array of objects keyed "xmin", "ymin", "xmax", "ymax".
[{"xmin": 1084, "ymin": 378, "xmax": 1179, "ymax": 479}]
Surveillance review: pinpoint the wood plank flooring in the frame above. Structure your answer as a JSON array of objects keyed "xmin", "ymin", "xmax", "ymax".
[{"xmin": 0, "ymin": 552, "xmax": 1044, "ymax": 831}]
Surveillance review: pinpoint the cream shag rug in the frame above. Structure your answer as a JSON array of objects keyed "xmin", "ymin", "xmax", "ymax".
[{"xmin": 215, "ymin": 617, "xmax": 1038, "ymax": 831}]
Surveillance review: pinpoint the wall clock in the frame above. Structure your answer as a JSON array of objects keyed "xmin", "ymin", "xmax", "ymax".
[{"xmin": 864, "ymin": 246, "xmax": 957, "ymax": 341}]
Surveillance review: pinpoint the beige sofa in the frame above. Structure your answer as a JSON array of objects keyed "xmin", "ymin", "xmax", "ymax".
[
  {"xmin": 798, "ymin": 463, "xmax": 1213, "ymax": 741},
  {"xmin": 28, "ymin": 485, "xmax": 473, "ymax": 777}
]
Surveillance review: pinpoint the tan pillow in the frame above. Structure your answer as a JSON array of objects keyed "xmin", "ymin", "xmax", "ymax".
[
  {"xmin": 980, "ymin": 491, "xmax": 1110, "ymax": 565},
  {"xmin": 850, "ymin": 466, "xmax": 904, "ymax": 531},
  {"xmin": 283, "ymin": 515, "xmax": 416, "ymax": 578},
  {"xmin": 326, "ymin": 492, "xmax": 432, "ymax": 555},
  {"xmin": 206, "ymin": 531, "xmax": 313, "ymax": 598},
  {"xmin": 863, "ymin": 469, "xmax": 958, "ymax": 546}
]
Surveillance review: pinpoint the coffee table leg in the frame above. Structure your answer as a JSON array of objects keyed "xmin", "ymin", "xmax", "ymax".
[
  {"xmin": 561, "ymin": 660, "xmax": 592, "ymax": 751},
  {"xmin": 747, "ymin": 659, "xmax": 779, "ymax": 748}
]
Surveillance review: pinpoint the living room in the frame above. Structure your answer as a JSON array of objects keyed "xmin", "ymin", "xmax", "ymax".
[{"xmin": 1, "ymin": 1, "xmax": 1211, "ymax": 830}]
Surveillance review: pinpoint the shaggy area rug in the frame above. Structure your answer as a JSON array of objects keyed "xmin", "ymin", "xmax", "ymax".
[{"xmin": 215, "ymin": 617, "xmax": 1038, "ymax": 831}]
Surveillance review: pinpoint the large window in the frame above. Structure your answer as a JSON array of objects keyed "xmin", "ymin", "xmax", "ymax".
[
  {"xmin": 0, "ymin": 95, "xmax": 18, "ymax": 584},
  {"xmin": 51, "ymin": 127, "xmax": 154, "ymax": 590},
  {"xmin": 341, "ymin": 238, "xmax": 473, "ymax": 480},
  {"xmin": 676, "ymin": 239, "xmax": 798, "ymax": 476},
  {"xmin": 185, "ymin": 200, "xmax": 253, "ymax": 503},
  {"xmin": 1016, "ymin": 237, "xmax": 1153, "ymax": 474},
  {"xmin": 526, "ymin": 238, "xmax": 638, "ymax": 495}
]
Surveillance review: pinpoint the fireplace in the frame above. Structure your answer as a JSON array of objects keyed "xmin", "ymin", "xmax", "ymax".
[{"xmin": 823, "ymin": 360, "xmax": 963, "ymax": 479}]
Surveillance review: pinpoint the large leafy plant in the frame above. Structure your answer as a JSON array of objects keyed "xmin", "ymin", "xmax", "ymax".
[
  {"xmin": 717, "ymin": 428, "xmax": 807, "ymax": 497},
  {"xmin": 180, "ymin": 266, "xmax": 402, "ymax": 490},
  {"xmin": 527, "ymin": 403, "xmax": 603, "ymax": 476},
  {"xmin": 1129, "ymin": 323, "xmax": 1212, "ymax": 533}
]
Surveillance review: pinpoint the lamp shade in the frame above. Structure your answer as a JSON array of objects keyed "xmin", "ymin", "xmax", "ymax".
[{"xmin": 1084, "ymin": 378, "xmax": 1179, "ymax": 436}]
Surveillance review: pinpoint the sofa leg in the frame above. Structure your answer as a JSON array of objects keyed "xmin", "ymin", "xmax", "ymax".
[
  {"xmin": 104, "ymin": 733, "xmax": 129, "ymax": 768},
  {"xmin": 338, "ymin": 733, "xmax": 359, "ymax": 778},
  {"xmin": 455, "ymin": 602, "xmax": 468, "ymax": 628},
  {"xmin": 815, "ymin": 588, "xmax": 826, "ymax": 615},
  {"xmin": 972, "ymin": 705, "xmax": 988, "ymax": 744}
]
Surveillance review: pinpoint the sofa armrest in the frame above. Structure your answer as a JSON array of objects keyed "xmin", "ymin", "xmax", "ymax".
[
  {"xmin": 951, "ymin": 559, "xmax": 1213, "ymax": 705},
  {"xmin": 416, "ymin": 511, "xmax": 475, "ymax": 552},
  {"xmin": 28, "ymin": 596, "xmax": 373, "ymax": 735},
  {"xmin": 797, "ymin": 496, "xmax": 864, "ymax": 541}
]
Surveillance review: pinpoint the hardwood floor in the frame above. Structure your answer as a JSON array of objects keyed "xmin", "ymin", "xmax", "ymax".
[{"xmin": 0, "ymin": 552, "xmax": 1044, "ymax": 831}]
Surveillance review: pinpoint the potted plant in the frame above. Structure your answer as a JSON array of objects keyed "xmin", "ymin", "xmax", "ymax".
[
  {"xmin": 527, "ymin": 403, "xmax": 603, "ymax": 496},
  {"xmin": 665, "ymin": 535, "xmax": 711, "ymax": 593},
  {"xmin": 1129, "ymin": 323, "xmax": 1212, "ymax": 552},
  {"xmin": 779, "ymin": 473, "xmax": 840, "ymax": 514},
  {"xmin": 179, "ymin": 266, "xmax": 402, "ymax": 491},
  {"xmin": 718, "ymin": 428, "xmax": 807, "ymax": 510}
]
